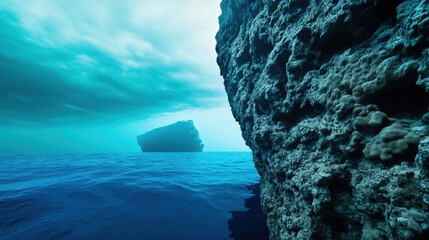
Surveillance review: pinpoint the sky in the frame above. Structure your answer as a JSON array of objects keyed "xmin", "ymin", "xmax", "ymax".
[{"xmin": 0, "ymin": 0, "xmax": 249, "ymax": 153}]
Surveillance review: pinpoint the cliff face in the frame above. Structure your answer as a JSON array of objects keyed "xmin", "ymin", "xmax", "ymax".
[
  {"xmin": 137, "ymin": 120, "xmax": 204, "ymax": 152},
  {"xmin": 216, "ymin": 0, "xmax": 429, "ymax": 239}
]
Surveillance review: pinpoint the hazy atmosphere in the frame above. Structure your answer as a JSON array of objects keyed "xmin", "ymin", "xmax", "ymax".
[{"xmin": 0, "ymin": 0, "xmax": 248, "ymax": 153}]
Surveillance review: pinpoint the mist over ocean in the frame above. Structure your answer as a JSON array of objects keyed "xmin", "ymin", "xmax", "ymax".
[{"xmin": 0, "ymin": 152, "xmax": 268, "ymax": 240}]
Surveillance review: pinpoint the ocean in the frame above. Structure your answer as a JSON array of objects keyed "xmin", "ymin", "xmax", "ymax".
[{"xmin": 0, "ymin": 152, "xmax": 268, "ymax": 240}]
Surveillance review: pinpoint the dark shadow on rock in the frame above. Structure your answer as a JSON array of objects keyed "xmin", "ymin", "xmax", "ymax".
[{"xmin": 228, "ymin": 184, "xmax": 269, "ymax": 240}]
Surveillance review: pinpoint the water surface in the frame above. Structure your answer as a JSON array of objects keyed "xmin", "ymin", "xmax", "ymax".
[{"xmin": 0, "ymin": 152, "xmax": 264, "ymax": 240}]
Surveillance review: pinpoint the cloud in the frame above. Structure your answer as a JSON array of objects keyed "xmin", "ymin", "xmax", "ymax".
[{"xmin": 0, "ymin": 0, "xmax": 224, "ymax": 126}]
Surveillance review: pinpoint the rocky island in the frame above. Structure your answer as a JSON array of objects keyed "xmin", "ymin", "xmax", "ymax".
[
  {"xmin": 137, "ymin": 120, "xmax": 204, "ymax": 152},
  {"xmin": 216, "ymin": 0, "xmax": 429, "ymax": 239}
]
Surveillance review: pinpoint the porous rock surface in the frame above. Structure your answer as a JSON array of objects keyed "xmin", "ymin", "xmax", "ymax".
[
  {"xmin": 137, "ymin": 120, "xmax": 204, "ymax": 152},
  {"xmin": 216, "ymin": 0, "xmax": 429, "ymax": 239}
]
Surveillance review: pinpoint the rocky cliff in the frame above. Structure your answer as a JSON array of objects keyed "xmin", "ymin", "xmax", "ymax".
[
  {"xmin": 216, "ymin": 0, "xmax": 429, "ymax": 239},
  {"xmin": 137, "ymin": 120, "xmax": 204, "ymax": 152}
]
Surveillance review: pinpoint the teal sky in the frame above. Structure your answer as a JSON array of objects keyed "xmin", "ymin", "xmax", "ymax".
[{"xmin": 0, "ymin": 0, "xmax": 249, "ymax": 153}]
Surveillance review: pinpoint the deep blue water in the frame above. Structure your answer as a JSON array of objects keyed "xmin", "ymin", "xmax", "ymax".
[{"xmin": 0, "ymin": 152, "xmax": 264, "ymax": 240}]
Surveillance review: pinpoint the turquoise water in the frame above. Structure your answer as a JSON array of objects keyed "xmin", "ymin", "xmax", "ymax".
[{"xmin": 0, "ymin": 152, "xmax": 264, "ymax": 240}]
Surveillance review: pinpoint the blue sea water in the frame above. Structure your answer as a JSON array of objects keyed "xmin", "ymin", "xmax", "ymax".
[{"xmin": 0, "ymin": 152, "xmax": 262, "ymax": 240}]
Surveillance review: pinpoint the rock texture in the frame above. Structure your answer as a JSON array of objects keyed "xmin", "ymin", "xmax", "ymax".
[
  {"xmin": 216, "ymin": 0, "xmax": 429, "ymax": 239},
  {"xmin": 137, "ymin": 120, "xmax": 204, "ymax": 152}
]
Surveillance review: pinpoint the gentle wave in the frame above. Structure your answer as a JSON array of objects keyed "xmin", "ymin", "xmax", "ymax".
[{"xmin": 0, "ymin": 152, "xmax": 265, "ymax": 240}]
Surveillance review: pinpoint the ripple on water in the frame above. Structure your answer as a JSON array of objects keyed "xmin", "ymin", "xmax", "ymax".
[{"xmin": 0, "ymin": 152, "xmax": 267, "ymax": 240}]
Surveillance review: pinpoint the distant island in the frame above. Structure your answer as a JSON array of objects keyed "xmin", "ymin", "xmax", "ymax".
[{"xmin": 137, "ymin": 120, "xmax": 204, "ymax": 152}]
